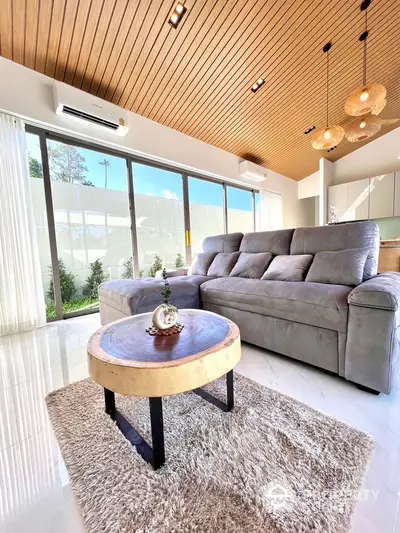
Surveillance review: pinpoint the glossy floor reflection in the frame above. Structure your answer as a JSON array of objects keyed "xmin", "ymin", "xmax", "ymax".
[{"xmin": 0, "ymin": 314, "xmax": 399, "ymax": 533}]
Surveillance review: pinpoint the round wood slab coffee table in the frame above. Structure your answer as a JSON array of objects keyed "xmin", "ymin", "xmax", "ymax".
[{"xmin": 87, "ymin": 309, "xmax": 241, "ymax": 470}]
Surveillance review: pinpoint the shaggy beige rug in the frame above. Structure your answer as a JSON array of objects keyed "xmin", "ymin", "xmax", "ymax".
[{"xmin": 46, "ymin": 374, "xmax": 374, "ymax": 533}]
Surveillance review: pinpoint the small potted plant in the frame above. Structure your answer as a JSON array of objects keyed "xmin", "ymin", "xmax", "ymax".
[{"xmin": 152, "ymin": 269, "xmax": 179, "ymax": 330}]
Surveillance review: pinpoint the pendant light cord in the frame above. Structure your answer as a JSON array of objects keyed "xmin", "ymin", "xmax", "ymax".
[
  {"xmin": 363, "ymin": 7, "xmax": 368, "ymax": 85},
  {"xmin": 326, "ymin": 51, "xmax": 329, "ymax": 128}
]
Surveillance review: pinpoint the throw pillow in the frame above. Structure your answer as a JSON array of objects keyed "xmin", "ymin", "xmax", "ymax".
[
  {"xmin": 188, "ymin": 253, "xmax": 217, "ymax": 276},
  {"xmin": 305, "ymin": 248, "xmax": 369, "ymax": 286},
  {"xmin": 262, "ymin": 254, "xmax": 313, "ymax": 282},
  {"xmin": 230, "ymin": 252, "xmax": 273, "ymax": 279},
  {"xmin": 207, "ymin": 252, "xmax": 241, "ymax": 277}
]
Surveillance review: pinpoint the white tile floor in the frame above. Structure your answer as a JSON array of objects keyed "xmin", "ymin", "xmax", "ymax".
[{"xmin": 0, "ymin": 313, "xmax": 399, "ymax": 533}]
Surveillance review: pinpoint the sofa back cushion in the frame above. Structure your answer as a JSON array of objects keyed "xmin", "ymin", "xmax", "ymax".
[
  {"xmin": 188, "ymin": 253, "xmax": 216, "ymax": 276},
  {"xmin": 202, "ymin": 232, "xmax": 243, "ymax": 253},
  {"xmin": 305, "ymin": 248, "xmax": 369, "ymax": 286},
  {"xmin": 290, "ymin": 221, "xmax": 379, "ymax": 281},
  {"xmin": 262, "ymin": 254, "xmax": 313, "ymax": 282},
  {"xmin": 229, "ymin": 252, "xmax": 273, "ymax": 279},
  {"xmin": 207, "ymin": 252, "xmax": 241, "ymax": 277},
  {"xmin": 239, "ymin": 229, "xmax": 294, "ymax": 255}
]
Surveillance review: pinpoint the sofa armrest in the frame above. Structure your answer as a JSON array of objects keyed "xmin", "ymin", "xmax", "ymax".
[
  {"xmin": 348, "ymin": 272, "xmax": 400, "ymax": 310},
  {"xmin": 155, "ymin": 268, "xmax": 189, "ymax": 278},
  {"xmin": 345, "ymin": 272, "xmax": 400, "ymax": 394}
]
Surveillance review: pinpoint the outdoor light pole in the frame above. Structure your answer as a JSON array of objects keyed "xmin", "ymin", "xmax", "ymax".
[{"xmin": 99, "ymin": 158, "xmax": 110, "ymax": 189}]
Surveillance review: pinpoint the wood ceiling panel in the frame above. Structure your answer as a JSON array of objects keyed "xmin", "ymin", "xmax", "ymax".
[
  {"xmin": 165, "ymin": 0, "xmax": 323, "ymax": 131},
  {"xmin": 66, "ymin": 0, "xmax": 105, "ymax": 87},
  {"xmin": 44, "ymin": 0, "xmax": 67, "ymax": 78},
  {"xmin": 221, "ymin": 16, "xmax": 398, "ymax": 158},
  {"xmin": 147, "ymin": 0, "xmax": 256, "ymax": 123},
  {"xmin": 34, "ymin": 0, "xmax": 54, "ymax": 74},
  {"xmin": 99, "ymin": 0, "xmax": 167, "ymax": 102},
  {"xmin": 201, "ymin": 6, "xmax": 395, "ymax": 150},
  {"xmin": 1, "ymin": 0, "xmax": 399, "ymax": 180},
  {"xmin": 24, "ymin": 0, "xmax": 40, "ymax": 70},
  {"xmin": 127, "ymin": 0, "xmax": 213, "ymax": 114},
  {"xmin": 62, "ymin": 0, "xmax": 93, "ymax": 85},
  {"xmin": 11, "ymin": 0, "xmax": 26, "ymax": 65},
  {"xmin": 190, "ymin": 1, "xmax": 355, "ymax": 143},
  {"xmin": 0, "ymin": 0, "xmax": 13, "ymax": 60}
]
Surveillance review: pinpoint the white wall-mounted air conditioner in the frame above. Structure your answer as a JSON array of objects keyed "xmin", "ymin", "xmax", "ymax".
[
  {"xmin": 53, "ymin": 82, "xmax": 129, "ymax": 136},
  {"xmin": 239, "ymin": 160, "xmax": 266, "ymax": 182}
]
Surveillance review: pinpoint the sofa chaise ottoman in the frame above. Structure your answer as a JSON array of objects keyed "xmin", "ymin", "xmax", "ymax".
[{"xmin": 99, "ymin": 221, "xmax": 400, "ymax": 395}]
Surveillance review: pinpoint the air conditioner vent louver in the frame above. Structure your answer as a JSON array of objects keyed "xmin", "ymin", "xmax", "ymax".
[
  {"xmin": 61, "ymin": 105, "xmax": 120, "ymax": 131},
  {"xmin": 53, "ymin": 83, "xmax": 129, "ymax": 136}
]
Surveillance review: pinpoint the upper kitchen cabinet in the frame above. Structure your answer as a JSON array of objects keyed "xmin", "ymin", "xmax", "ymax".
[
  {"xmin": 346, "ymin": 178, "xmax": 370, "ymax": 221},
  {"xmin": 394, "ymin": 173, "xmax": 400, "ymax": 217},
  {"xmin": 369, "ymin": 173, "xmax": 395, "ymax": 219},
  {"xmin": 328, "ymin": 183, "xmax": 348, "ymax": 222},
  {"xmin": 328, "ymin": 178, "xmax": 369, "ymax": 222}
]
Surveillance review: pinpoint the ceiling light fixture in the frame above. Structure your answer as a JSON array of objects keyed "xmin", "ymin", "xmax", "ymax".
[
  {"xmin": 345, "ymin": 0, "xmax": 387, "ymax": 116},
  {"xmin": 344, "ymin": 115, "xmax": 398, "ymax": 142},
  {"xmin": 304, "ymin": 125, "xmax": 316, "ymax": 135},
  {"xmin": 168, "ymin": 2, "xmax": 187, "ymax": 28},
  {"xmin": 311, "ymin": 42, "xmax": 345, "ymax": 151},
  {"xmin": 251, "ymin": 78, "xmax": 265, "ymax": 93}
]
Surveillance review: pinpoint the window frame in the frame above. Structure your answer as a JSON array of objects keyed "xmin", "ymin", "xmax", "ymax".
[{"xmin": 26, "ymin": 124, "xmax": 259, "ymax": 321}]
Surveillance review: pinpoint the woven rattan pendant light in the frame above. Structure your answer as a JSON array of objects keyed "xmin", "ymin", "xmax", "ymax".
[
  {"xmin": 311, "ymin": 42, "xmax": 344, "ymax": 151},
  {"xmin": 345, "ymin": 115, "xmax": 398, "ymax": 142},
  {"xmin": 345, "ymin": 0, "xmax": 387, "ymax": 117}
]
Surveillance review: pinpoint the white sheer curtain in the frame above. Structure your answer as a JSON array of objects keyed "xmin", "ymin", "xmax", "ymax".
[
  {"xmin": 0, "ymin": 113, "xmax": 46, "ymax": 335},
  {"xmin": 259, "ymin": 190, "xmax": 283, "ymax": 230}
]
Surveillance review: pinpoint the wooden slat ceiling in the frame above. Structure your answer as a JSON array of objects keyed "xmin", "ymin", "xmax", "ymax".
[{"xmin": 0, "ymin": 0, "xmax": 399, "ymax": 180}]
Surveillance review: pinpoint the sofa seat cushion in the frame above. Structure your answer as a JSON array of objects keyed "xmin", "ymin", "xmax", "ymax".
[
  {"xmin": 99, "ymin": 276, "xmax": 211, "ymax": 316},
  {"xmin": 200, "ymin": 278, "xmax": 352, "ymax": 333}
]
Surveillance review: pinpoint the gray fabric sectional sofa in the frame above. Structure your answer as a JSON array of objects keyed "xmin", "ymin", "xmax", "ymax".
[{"xmin": 99, "ymin": 221, "xmax": 400, "ymax": 395}]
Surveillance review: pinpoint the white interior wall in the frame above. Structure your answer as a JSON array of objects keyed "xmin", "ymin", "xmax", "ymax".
[
  {"xmin": 332, "ymin": 126, "xmax": 400, "ymax": 185},
  {"xmin": 319, "ymin": 158, "xmax": 334, "ymax": 225},
  {"xmin": 298, "ymin": 171, "xmax": 320, "ymax": 199},
  {"xmin": 0, "ymin": 57, "xmax": 305, "ymax": 230}
]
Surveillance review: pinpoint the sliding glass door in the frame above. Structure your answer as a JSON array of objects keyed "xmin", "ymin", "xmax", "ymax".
[
  {"xmin": 226, "ymin": 185, "xmax": 255, "ymax": 233},
  {"xmin": 27, "ymin": 133, "xmax": 53, "ymax": 317},
  {"xmin": 46, "ymin": 138, "xmax": 131, "ymax": 316},
  {"xmin": 27, "ymin": 125, "xmax": 261, "ymax": 320},
  {"xmin": 132, "ymin": 163, "xmax": 185, "ymax": 277},
  {"xmin": 188, "ymin": 177, "xmax": 225, "ymax": 255}
]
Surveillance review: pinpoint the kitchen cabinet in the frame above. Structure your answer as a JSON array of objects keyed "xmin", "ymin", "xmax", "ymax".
[
  {"xmin": 328, "ymin": 183, "xmax": 348, "ymax": 222},
  {"xmin": 369, "ymin": 173, "xmax": 394, "ymax": 219},
  {"xmin": 346, "ymin": 178, "xmax": 370, "ymax": 221},
  {"xmin": 394, "ymin": 172, "xmax": 400, "ymax": 216}
]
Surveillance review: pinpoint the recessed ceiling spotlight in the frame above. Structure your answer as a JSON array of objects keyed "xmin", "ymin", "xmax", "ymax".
[
  {"xmin": 304, "ymin": 125, "xmax": 316, "ymax": 135},
  {"xmin": 169, "ymin": 3, "xmax": 187, "ymax": 28},
  {"xmin": 327, "ymin": 145, "xmax": 338, "ymax": 153},
  {"xmin": 251, "ymin": 78, "xmax": 265, "ymax": 93}
]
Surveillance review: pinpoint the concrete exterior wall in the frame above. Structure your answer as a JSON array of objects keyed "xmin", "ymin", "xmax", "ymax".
[{"xmin": 31, "ymin": 179, "xmax": 255, "ymax": 297}]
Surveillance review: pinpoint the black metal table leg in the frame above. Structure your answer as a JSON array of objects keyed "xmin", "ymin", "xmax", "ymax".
[
  {"xmin": 193, "ymin": 370, "xmax": 234, "ymax": 412},
  {"xmin": 105, "ymin": 388, "xmax": 116, "ymax": 418},
  {"xmin": 104, "ymin": 389, "xmax": 165, "ymax": 470},
  {"xmin": 149, "ymin": 397, "xmax": 165, "ymax": 469}
]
